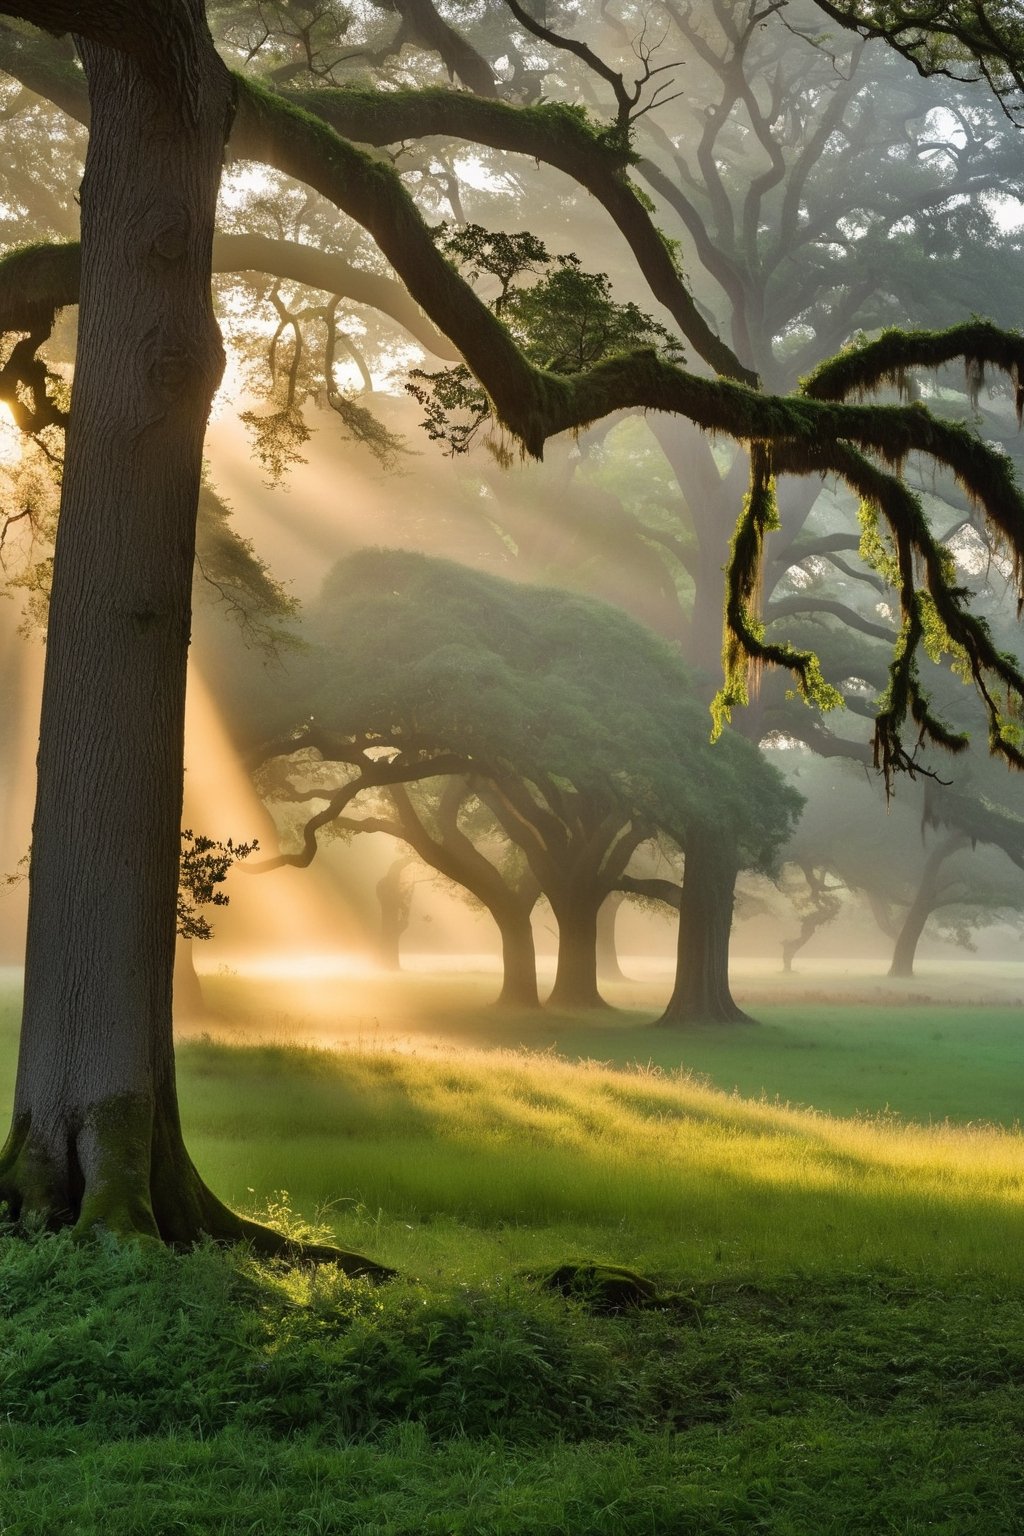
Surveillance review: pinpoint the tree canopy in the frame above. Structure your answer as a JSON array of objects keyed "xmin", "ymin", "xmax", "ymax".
[
  {"xmin": 3, "ymin": 3, "xmax": 1024, "ymax": 780},
  {"xmin": 260, "ymin": 547, "xmax": 800, "ymax": 860},
  {"xmin": 807, "ymin": 0, "xmax": 1024, "ymax": 124},
  {"xmin": 245, "ymin": 548, "xmax": 802, "ymax": 1007}
]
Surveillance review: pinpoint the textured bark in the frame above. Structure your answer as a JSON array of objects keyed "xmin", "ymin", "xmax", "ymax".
[
  {"xmin": 0, "ymin": 19, "xmax": 229, "ymax": 1237},
  {"xmin": 657, "ymin": 829, "xmax": 752, "ymax": 1025},
  {"xmin": 0, "ymin": 14, "xmax": 388, "ymax": 1277},
  {"xmin": 495, "ymin": 910, "xmax": 541, "ymax": 1009},
  {"xmin": 547, "ymin": 895, "xmax": 607, "ymax": 1010}
]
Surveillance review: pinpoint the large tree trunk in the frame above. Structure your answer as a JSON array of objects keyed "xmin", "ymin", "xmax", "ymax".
[
  {"xmin": 657, "ymin": 828, "xmax": 751, "ymax": 1025},
  {"xmin": 0, "ymin": 16, "xmax": 385, "ymax": 1276},
  {"xmin": 888, "ymin": 832, "xmax": 968, "ymax": 979},
  {"xmin": 495, "ymin": 908, "xmax": 540, "ymax": 1008},
  {"xmin": 547, "ymin": 895, "xmax": 607, "ymax": 1010}
]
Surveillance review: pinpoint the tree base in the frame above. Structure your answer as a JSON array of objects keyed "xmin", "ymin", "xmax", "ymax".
[
  {"xmin": 654, "ymin": 998, "xmax": 756, "ymax": 1027},
  {"xmin": 544, "ymin": 988, "xmax": 611, "ymax": 1012},
  {"xmin": 495, "ymin": 974, "xmax": 542, "ymax": 1009},
  {"xmin": 0, "ymin": 1108, "xmax": 394, "ymax": 1280}
]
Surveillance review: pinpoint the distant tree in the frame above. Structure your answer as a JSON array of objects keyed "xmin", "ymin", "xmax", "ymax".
[
  {"xmin": 279, "ymin": 773, "xmax": 544, "ymax": 1008},
  {"xmin": 778, "ymin": 751, "xmax": 1024, "ymax": 977},
  {"xmin": 246, "ymin": 548, "xmax": 802, "ymax": 1015},
  {"xmin": 375, "ymin": 852, "xmax": 418, "ymax": 973},
  {"xmin": 364, "ymin": 783, "xmax": 543, "ymax": 1007},
  {"xmin": 890, "ymin": 771, "xmax": 1024, "ymax": 977},
  {"xmin": 778, "ymin": 864, "xmax": 845, "ymax": 974}
]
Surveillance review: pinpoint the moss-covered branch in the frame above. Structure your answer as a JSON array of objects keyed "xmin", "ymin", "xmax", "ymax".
[
  {"xmin": 759, "ymin": 438, "xmax": 1024, "ymax": 784},
  {"xmin": 801, "ymin": 320, "xmax": 1024, "ymax": 422},
  {"xmin": 0, "ymin": 26, "xmax": 752, "ymax": 382},
  {"xmin": 251, "ymin": 81, "xmax": 757, "ymax": 384},
  {"xmin": 0, "ymin": 239, "xmax": 79, "ymax": 332},
  {"xmin": 715, "ymin": 442, "xmax": 846, "ymax": 736}
]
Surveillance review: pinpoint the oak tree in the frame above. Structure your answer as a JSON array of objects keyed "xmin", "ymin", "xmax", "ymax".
[{"xmin": 2, "ymin": 0, "xmax": 1024, "ymax": 1238}]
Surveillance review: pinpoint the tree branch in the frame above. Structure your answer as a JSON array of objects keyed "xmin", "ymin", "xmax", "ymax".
[{"xmin": 0, "ymin": 234, "xmax": 459, "ymax": 359}]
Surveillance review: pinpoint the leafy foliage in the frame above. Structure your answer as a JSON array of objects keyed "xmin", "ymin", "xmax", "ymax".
[
  {"xmin": 502, "ymin": 254, "xmax": 686, "ymax": 375},
  {"xmin": 193, "ymin": 482, "xmax": 299, "ymax": 653},
  {"xmin": 410, "ymin": 225, "xmax": 684, "ymax": 457},
  {"xmin": 435, "ymin": 222, "xmax": 549, "ymax": 308},
  {"xmin": 176, "ymin": 830, "xmax": 258, "ymax": 942},
  {"xmin": 287, "ymin": 548, "xmax": 802, "ymax": 868},
  {"xmin": 808, "ymin": 0, "xmax": 1024, "ymax": 123},
  {"xmin": 238, "ymin": 404, "xmax": 312, "ymax": 485}
]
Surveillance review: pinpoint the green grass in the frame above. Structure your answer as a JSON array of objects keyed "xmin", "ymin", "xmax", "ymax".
[
  {"xmin": 537, "ymin": 1004, "xmax": 1024, "ymax": 1126},
  {"xmin": 2, "ymin": 973, "xmax": 1024, "ymax": 1532},
  {"xmin": 2, "ymin": 1237, "xmax": 1024, "ymax": 1534},
  {"xmin": 189, "ymin": 967, "xmax": 1024, "ymax": 1125},
  {"xmin": 170, "ymin": 1030, "xmax": 1024, "ymax": 1283}
]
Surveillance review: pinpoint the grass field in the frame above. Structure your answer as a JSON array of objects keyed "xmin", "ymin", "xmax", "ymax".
[{"xmin": 2, "ymin": 968, "xmax": 1023, "ymax": 1533}]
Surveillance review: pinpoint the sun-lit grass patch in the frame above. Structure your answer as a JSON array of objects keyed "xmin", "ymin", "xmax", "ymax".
[
  {"xmin": 184, "ymin": 967, "xmax": 1024, "ymax": 1124},
  {"xmin": 175, "ymin": 1032, "xmax": 1024, "ymax": 1283},
  {"xmin": 3, "ymin": 975, "xmax": 1024, "ymax": 1532},
  {"xmin": 1, "ymin": 973, "xmax": 1022, "ymax": 1281}
]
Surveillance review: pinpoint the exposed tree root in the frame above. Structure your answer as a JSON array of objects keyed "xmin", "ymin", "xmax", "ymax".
[{"xmin": 0, "ymin": 1108, "xmax": 395, "ymax": 1280}]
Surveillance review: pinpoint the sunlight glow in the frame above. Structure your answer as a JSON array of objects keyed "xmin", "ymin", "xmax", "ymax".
[
  {"xmin": 183, "ymin": 660, "xmax": 372, "ymax": 969},
  {"xmin": 0, "ymin": 400, "xmax": 23, "ymax": 466},
  {"xmin": 220, "ymin": 952, "xmax": 376, "ymax": 981}
]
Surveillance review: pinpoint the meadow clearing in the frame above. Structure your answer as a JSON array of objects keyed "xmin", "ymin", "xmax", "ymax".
[{"xmin": 2, "ymin": 967, "xmax": 1023, "ymax": 1534}]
